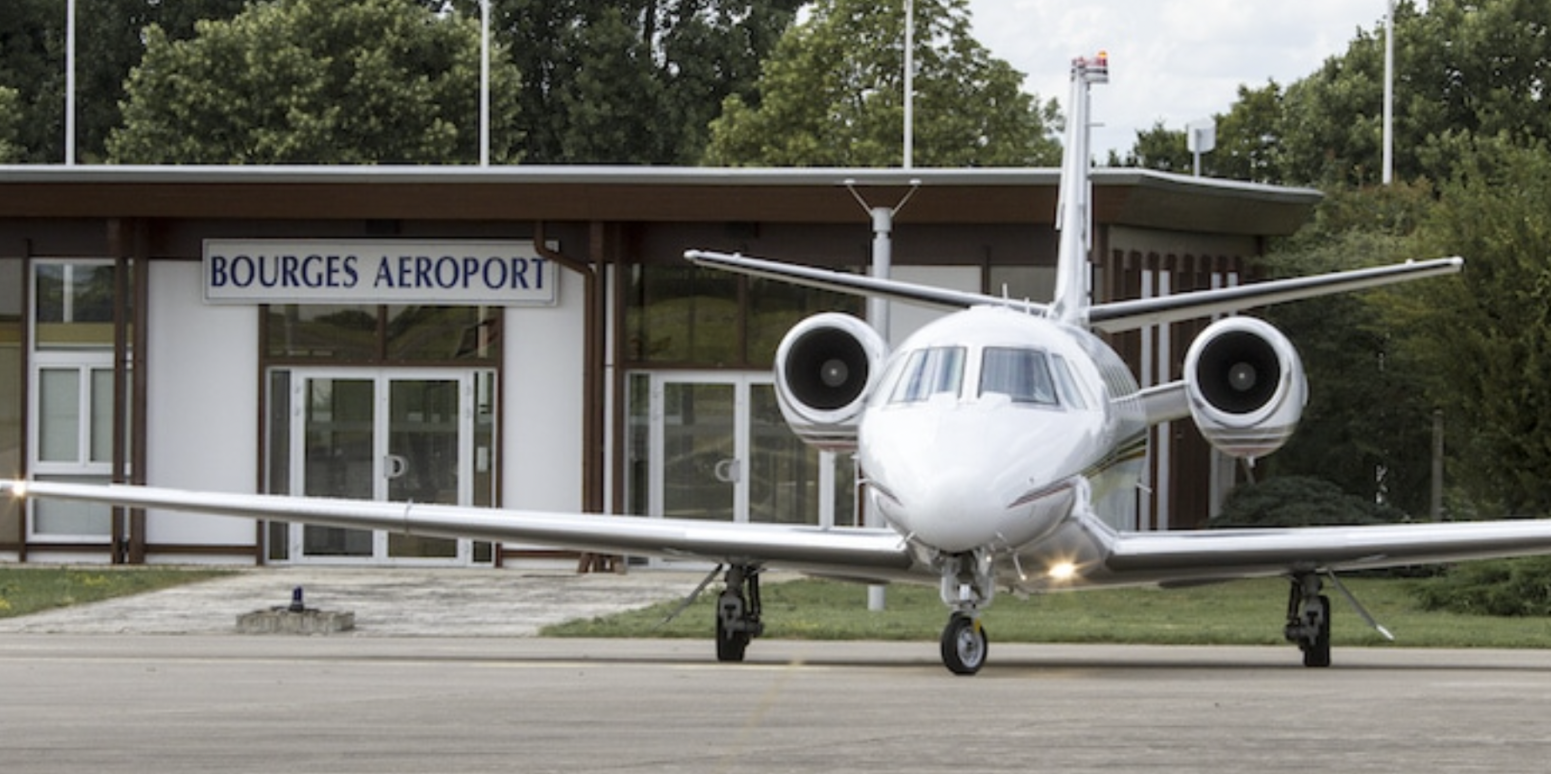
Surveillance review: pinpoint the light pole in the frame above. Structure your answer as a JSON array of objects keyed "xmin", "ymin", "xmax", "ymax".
[
  {"xmin": 480, "ymin": 0, "xmax": 491, "ymax": 166},
  {"xmin": 65, "ymin": 0, "xmax": 77, "ymax": 165},
  {"xmin": 1382, "ymin": 0, "xmax": 1394, "ymax": 184}
]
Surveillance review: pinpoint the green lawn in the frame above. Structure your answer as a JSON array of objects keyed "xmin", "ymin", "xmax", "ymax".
[
  {"xmin": 0, "ymin": 566, "xmax": 233, "ymax": 619},
  {"xmin": 545, "ymin": 576, "xmax": 1551, "ymax": 649}
]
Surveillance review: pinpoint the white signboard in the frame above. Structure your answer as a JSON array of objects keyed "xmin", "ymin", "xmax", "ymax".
[{"xmin": 203, "ymin": 239, "xmax": 557, "ymax": 306}]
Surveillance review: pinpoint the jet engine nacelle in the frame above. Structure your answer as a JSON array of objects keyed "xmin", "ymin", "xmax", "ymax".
[
  {"xmin": 1183, "ymin": 316, "xmax": 1308, "ymax": 459},
  {"xmin": 773, "ymin": 313, "xmax": 888, "ymax": 451}
]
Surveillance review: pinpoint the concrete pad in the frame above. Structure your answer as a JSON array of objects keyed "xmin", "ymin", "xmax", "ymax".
[{"xmin": 0, "ymin": 567, "xmax": 709, "ymax": 636}]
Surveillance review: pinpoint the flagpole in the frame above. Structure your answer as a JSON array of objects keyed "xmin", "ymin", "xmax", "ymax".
[{"xmin": 903, "ymin": 0, "xmax": 913, "ymax": 170}]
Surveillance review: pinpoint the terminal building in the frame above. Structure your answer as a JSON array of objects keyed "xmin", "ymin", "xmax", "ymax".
[{"xmin": 0, "ymin": 166, "xmax": 1319, "ymax": 566}]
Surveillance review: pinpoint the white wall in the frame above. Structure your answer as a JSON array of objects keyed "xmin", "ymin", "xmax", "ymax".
[
  {"xmin": 501, "ymin": 266, "xmax": 586, "ymax": 514},
  {"xmin": 886, "ymin": 266, "xmax": 982, "ymax": 346},
  {"xmin": 144, "ymin": 261, "xmax": 258, "ymax": 548}
]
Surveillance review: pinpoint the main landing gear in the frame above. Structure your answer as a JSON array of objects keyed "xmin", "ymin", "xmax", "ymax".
[
  {"xmin": 1284, "ymin": 572, "xmax": 1332, "ymax": 668},
  {"xmin": 715, "ymin": 564, "xmax": 764, "ymax": 663}
]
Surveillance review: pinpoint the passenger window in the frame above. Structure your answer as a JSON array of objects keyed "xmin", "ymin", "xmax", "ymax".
[
  {"xmin": 1050, "ymin": 354, "xmax": 1089, "ymax": 410},
  {"xmin": 979, "ymin": 347, "xmax": 1058, "ymax": 406},
  {"xmin": 888, "ymin": 347, "xmax": 966, "ymax": 404}
]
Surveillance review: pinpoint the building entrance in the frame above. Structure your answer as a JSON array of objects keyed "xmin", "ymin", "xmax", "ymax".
[
  {"xmin": 268, "ymin": 368, "xmax": 496, "ymax": 565},
  {"xmin": 633, "ymin": 373, "xmax": 856, "ymax": 536}
]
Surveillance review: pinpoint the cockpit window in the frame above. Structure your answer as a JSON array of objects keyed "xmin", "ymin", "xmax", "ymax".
[
  {"xmin": 1049, "ymin": 354, "xmax": 1089, "ymax": 410},
  {"xmin": 978, "ymin": 347, "xmax": 1058, "ymax": 406},
  {"xmin": 888, "ymin": 346, "xmax": 966, "ymax": 404}
]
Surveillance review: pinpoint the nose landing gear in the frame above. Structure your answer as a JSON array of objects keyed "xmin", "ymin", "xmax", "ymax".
[{"xmin": 938, "ymin": 550, "xmax": 995, "ymax": 675}]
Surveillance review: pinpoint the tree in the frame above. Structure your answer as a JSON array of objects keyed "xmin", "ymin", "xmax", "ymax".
[
  {"xmin": 704, "ymin": 0, "xmax": 1061, "ymax": 167},
  {"xmin": 108, "ymin": 0, "xmax": 522, "ymax": 164},
  {"xmin": 464, "ymin": 0, "xmax": 801, "ymax": 164},
  {"xmin": 1115, "ymin": 121, "xmax": 1190, "ymax": 173},
  {"xmin": 1279, "ymin": 0, "xmax": 1551, "ymax": 186},
  {"xmin": 0, "ymin": 0, "xmax": 249, "ymax": 163},
  {"xmin": 1389, "ymin": 139, "xmax": 1551, "ymax": 516},
  {"xmin": 1256, "ymin": 182, "xmax": 1440, "ymax": 516},
  {"xmin": 0, "ymin": 86, "xmax": 20, "ymax": 162}
]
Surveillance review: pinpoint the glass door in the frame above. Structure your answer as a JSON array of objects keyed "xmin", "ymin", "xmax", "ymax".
[
  {"xmin": 280, "ymin": 368, "xmax": 484, "ymax": 564},
  {"xmin": 641, "ymin": 373, "xmax": 856, "ymax": 531}
]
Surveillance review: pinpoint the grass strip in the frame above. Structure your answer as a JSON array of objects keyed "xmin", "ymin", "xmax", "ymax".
[
  {"xmin": 0, "ymin": 566, "xmax": 233, "ymax": 619},
  {"xmin": 545, "ymin": 576, "xmax": 1551, "ymax": 649}
]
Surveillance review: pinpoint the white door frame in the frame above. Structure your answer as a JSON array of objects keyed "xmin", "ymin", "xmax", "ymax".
[{"xmin": 282, "ymin": 366, "xmax": 477, "ymax": 565}]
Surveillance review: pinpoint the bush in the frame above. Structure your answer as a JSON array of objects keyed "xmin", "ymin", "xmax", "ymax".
[
  {"xmin": 1210, "ymin": 476, "xmax": 1410, "ymax": 529},
  {"xmin": 1410, "ymin": 557, "xmax": 1551, "ymax": 617}
]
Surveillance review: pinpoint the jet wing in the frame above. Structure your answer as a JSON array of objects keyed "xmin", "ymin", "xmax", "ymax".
[
  {"xmin": 1083, "ymin": 518, "xmax": 1551, "ymax": 586},
  {"xmin": 0, "ymin": 480, "xmax": 916, "ymax": 580},
  {"xmin": 1086, "ymin": 257, "xmax": 1464, "ymax": 333}
]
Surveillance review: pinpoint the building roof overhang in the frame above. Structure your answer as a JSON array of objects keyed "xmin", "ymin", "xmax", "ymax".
[{"xmin": 0, "ymin": 165, "xmax": 1321, "ymax": 236}]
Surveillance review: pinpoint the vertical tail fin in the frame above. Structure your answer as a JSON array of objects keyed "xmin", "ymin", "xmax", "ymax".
[{"xmin": 1051, "ymin": 52, "xmax": 1108, "ymax": 326}]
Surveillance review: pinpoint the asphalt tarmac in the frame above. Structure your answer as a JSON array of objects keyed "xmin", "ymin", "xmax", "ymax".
[{"xmin": 3, "ymin": 569, "xmax": 1551, "ymax": 772}]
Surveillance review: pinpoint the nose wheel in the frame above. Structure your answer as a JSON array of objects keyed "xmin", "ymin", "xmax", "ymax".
[{"xmin": 940, "ymin": 613, "xmax": 988, "ymax": 675}]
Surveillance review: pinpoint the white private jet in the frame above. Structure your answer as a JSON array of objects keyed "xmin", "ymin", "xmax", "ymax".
[{"xmin": 2, "ymin": 53, "xmax": 1547, "ymax": 675}]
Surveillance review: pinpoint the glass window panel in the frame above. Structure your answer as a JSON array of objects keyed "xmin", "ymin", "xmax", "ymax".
[
  {"xmin": 749, "ymin": 384, "xmax": 818, "ymax": 525},
  {"xmin": 888, "ymin": 347, "xmax": 965, "ymax": 404},
  {"xmin": 39, "ymin": 368, "xmax": 81, "ymax": 463},
  {"xmin": 266, "ymin": 304, "xmax": 379, "ymax": 361},
  {"xmin": 386, "ymin": 305, "xmax": 498, "ymax": 363},
  {"xmin": 90, "ymin": 368, "xmax": 115, "ymax": 463},
  {"xmin": 34, "ymin": 263, "xmax": 120, "ymax": 348},
  {"xmin": 662, "ymin": 382, "xmax": 736, "ymax": 520},
  {"xmin": 626, "ymin": 373, "xmax": 651, "ymax": 516},
  {"xmin": 1050, "ymin": 355, "xmax": 1089, "ymax": 410},
  {"xmin": 979, "ymin": 348, "xmax": 1058, "ymax": 406},
  {"xmin": 626, "ymin": 265, "xmax": 740, "ymax": 364},
  {"xmin": 32, "ymin": 475, "xmax": 111, "ymax": 536},
  {"xmin": 746, "ymin": 277, "xmax": 864, "ymax": 367}
]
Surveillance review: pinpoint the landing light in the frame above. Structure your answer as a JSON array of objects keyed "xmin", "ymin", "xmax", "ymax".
[
  {"xmin": 2, "ymin": 480, "xmax": 22, "ymax": 498},
  {"xmin": 1047, "ymin": 561, "xmax": 1078, "ymax": 582}
]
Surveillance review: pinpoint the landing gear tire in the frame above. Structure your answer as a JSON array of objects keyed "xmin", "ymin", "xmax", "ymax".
[
  {"xmin": 715, "ymin": 603, "xmax": 750, "ymax": 663},
  {"xmin": 1286, "ymin": 574, "xmax": 1333, "ymax": 668},
  {"xmin": 714, "ymin": 565, "xmax": 763, "ymax": 664},
  {"xmin": 1301, "ymin": 594, "xmax": 1332, "ymax": 668},
  {"xmin": 940, "ymin": 613, "xmax": 988, "ymax": 676}
]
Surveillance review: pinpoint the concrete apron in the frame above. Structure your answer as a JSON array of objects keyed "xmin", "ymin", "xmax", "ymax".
[{"xmin": 0, "ymin": 567, "xmax": 711, "ymax": 637}]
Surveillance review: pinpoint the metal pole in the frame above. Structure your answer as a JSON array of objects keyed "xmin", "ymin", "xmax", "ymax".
[
  {"xmin": 65, "ymin": 0, "xmax": 76, "ymax": 165},
  {"xmin": 903, "ymin": 0, "xmax": 914, "ymax": 169},
  {"xmin": 1382, "ymin": 0, "xmax": 1394, "ymax": 184},
  {"xmin": 480, "ymin": 0, "xmax": 491, "ymax": 166}
]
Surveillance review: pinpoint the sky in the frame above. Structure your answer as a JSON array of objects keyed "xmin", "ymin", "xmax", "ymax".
[{"xmin": 964, "ymin": 0, "xmax": 1398, "ymax": 157}]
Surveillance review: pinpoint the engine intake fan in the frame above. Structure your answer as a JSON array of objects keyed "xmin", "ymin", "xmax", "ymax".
[
  {"xmin": 774, "ymin": 313, "xmax": 888, "ymax": 451},
  {"xmin": 1183, "ymin": 316, "xmax": 1307, "ymax": 458}
]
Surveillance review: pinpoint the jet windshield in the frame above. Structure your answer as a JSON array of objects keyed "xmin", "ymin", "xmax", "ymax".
[
  {"xmin": 888, "ymin": 346, "xmax": 966, "ymax": 404},
  {"xmin": 978, "ymin": 347, "xmax": 1059, "ymax": 406}
]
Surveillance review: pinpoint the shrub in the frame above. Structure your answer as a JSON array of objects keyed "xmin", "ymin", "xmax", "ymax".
[
  {"xmin": 1210, "ymin": 476, "xmax": 1410, "ymax": 529},
  {"xmin": 1410, "ymin": 557, "xmax": 1551, "ymax": 617}
]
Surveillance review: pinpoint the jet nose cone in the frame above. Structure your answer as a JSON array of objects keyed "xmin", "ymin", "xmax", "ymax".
[{"xmin": 884, "ymin": 468, "xmax": 1003, "ymax": 554}]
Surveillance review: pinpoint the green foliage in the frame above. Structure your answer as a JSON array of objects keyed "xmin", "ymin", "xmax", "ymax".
[
  {"xmin": 0, "ymin": 85, "xmax": 20, "ymax": 162},
  {"xmin": 465, "ymin": 0, "xmax": 800, "ymax": 164},
  {"xmin": 0, "ymin": 0, "xmax": 249, "ymax": 164},
  {"xmin": 1411, "ymin": 557, "xmax": 1551, "ymax": 617},
  {"xmin": 1389, "ymin": 139, "xmax": 1551, "ymax": 515},
  {"xmin": 0, "ymin": 566, "xmax": 231, "ymax": 618},
  {"xmin": 705, "ymin": 0, "xmax": 1061, "ymax": 167},
  {"xmin": 1258, "ymin": 183, "xmax": 1440, "ymax": 516},
  {"xmin": 109, "ymin": 0, "xmax": 523, "ymax": 164},
  {"xmin": 1211, "ymin": 476, "xmax": 1410, "ymax": 529}
]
